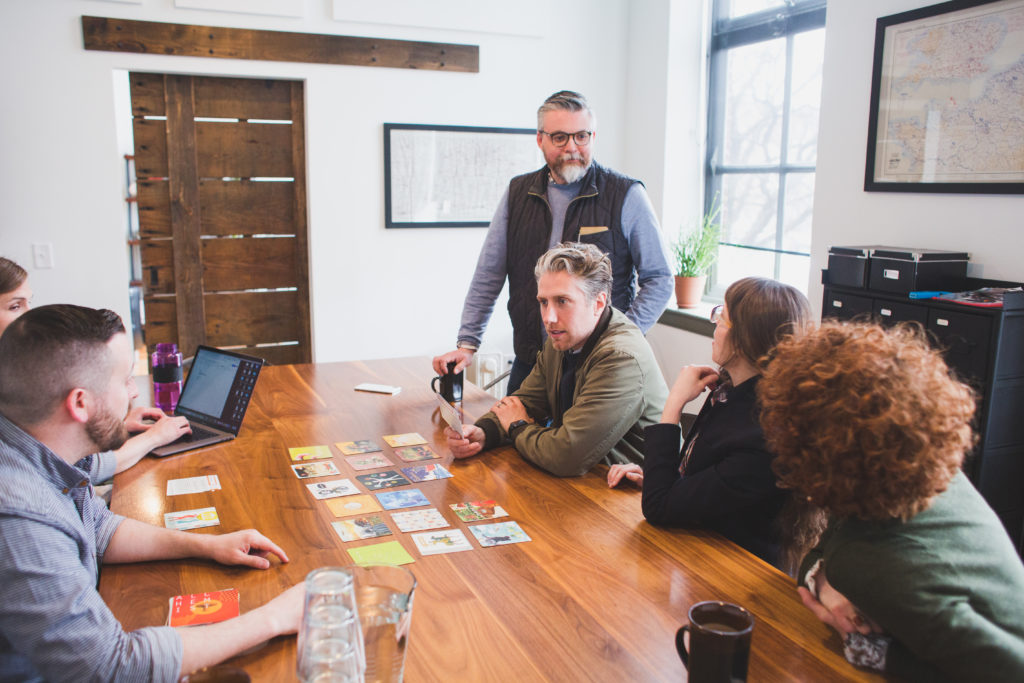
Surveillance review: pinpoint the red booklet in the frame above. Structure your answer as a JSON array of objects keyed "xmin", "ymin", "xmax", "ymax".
[{"xmin": 167, "ymin": 588, "xmax": 239, "ymax": 627}]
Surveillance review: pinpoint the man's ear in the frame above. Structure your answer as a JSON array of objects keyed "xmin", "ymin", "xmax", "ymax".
[
  {"xmin": 64, "ymin": 388, "xmax": 91, "ymax": 425},
  {"xmin": 594, "ymin": 291, "xmax": 608, "ymax": 314}
]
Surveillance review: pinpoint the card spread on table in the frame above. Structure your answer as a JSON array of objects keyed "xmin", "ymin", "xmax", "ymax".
[
  {"xmin": 345, "ymin": 454, "xmax": 392, "ymax": 471},
  {"xmin": 166, "ymin": 475, "xmax": 221, "ymax": 496},
  {"xmin": 347, "ymin": 540, "xmax": 415, "ymax": 566},
  {"xmin": 382, "ymin": 432, "xmax": 427, "ymax": 447},
  {"xmin": 306, "ymin": 478, "xmax": 360, "ymax": 500},
  {"xmin": 331, "ymin": 515, "xmax": 392, "ymax": 541},
  {"xmin": 167, "ymin": 588, "xmax": 239, "ymax": 627},
  {"xmin": 376, "ymin": 488, "xmax": 430, "ymax": 511},
  {"xmin": 336, "ymin": 440, "xmax": 383, "ymax": 455},
  {"xmin": 391, "ymin": 508, "xmax": 450, "ymax": 533},
  {"xmin": 392, "ymin": 445, "xmax": 438, "ymax": 462},
  {"xmin": 164, "ymin": 507, "xmax": 220, "ymax": 531},
  {"xmin": 326, "ymin": 495, "xmax": 383, "ymax": 517},
  {"xmin": 412, "ymin": 529, "xmax": 473, "ymax": 556},
  {"xmin": 288, "ymin": 445, "xmax": 333, "ymax": 462},
  {"xmin": 400, "ymin": 464, "xmax": 452, "ymax": 483},
  {"xmin": 468, "ymin": 521, "xmax": 531, "ymax": 547},
  {"xmin": 450, "ymin": 500, "xmax": 508, "ymax": 523},
  {"xmin": 291, "ymin": 461, "xmax": 341, "ymax": 479},
  {"xmin": 356, "ymin": 470, "xmax": 411, "ymax": 491}
]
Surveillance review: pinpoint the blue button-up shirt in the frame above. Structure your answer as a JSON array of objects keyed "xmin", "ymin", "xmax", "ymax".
[{"xmin": 0, "ymin": 413, "xmax": 182, "ymax": 682}]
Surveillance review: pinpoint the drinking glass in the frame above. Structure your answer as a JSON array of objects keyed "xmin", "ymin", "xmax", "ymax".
[
  {"xmin": 349, "ymin": 565, "xmax": 417, "ymax": 683},
  {"xmin": 297, "ymin": 567, "xmax": 364, "ymax": 683}
]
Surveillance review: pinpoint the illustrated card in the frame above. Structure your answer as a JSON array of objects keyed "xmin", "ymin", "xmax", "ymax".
[
  {"xmin": 345, "ymin": 454, "xmax": 392, "ymax": 471},
  {"xmin": 168, "ymin": 588, "xmax": 239, "ymax": 627},
  {"xmin": 336, "ymin": 440, "xmax": 383, "ymax": 455},
  {"xmin": 393, "ymin": 445, "xmax": 438, "ymax": 462},
  {"xmin": 468, "ymin": 521, "xmax": 532, "ymax": 547},
  {"xmin": 288, "ymin": 445, "xmax": 333, "ymax": 462},
  {"xmin": 391, "ymin": 507, "xmax": 449, "ymax": 533},
  {"xmin": 347, "ymin": 540, "xmax": 414, "ymax": 566},
  {"xmin": 326, "ymin": 495, "xmax": 383, "ymax": 517},
  {"xmin": 375, "ymin": 488, "xmax": 430, "ymax": 511},
  {"xmin": 411, "ymin": 529, "xmax": 473, "ymax": 556},
  {"xmin": 164, "ymin": 507, "xmax": 220, "ymax": 531},
  {"xmin": 166, "ymin": 475, "xmax": 221, "ymax": 496},
  {"xmin": 400, "ymin": 464, "xmax": 452, "ymax": 483},
  {"xmin": 356, "ymin": 470, "xmax": 410, "ymax": 491},
  {"xmin": 291, "ymin": 461, "xmax": 341, "ymax": 479},
  {"xmin": 382, "ymin": 432, "xmax": 427, "ymax": 447},
  {"xmin": 450, "ymin": 500, "xmax": 508, "ymax": 523},
  {"xmin": 306, "ymin": 478, "xmax": 360, "ymax": 500},
  {"xmin": 331, "ymin": 515, "xmax": 392, "ymax": 542}
]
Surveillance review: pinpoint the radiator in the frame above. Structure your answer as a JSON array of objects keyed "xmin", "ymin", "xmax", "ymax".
[{"xmin": 467, "ymin": 351, "xmax": 508, "ymax": 398}]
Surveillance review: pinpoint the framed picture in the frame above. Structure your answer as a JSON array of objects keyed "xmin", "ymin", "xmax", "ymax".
[
  {"xmin": 864, "ymin": 0, "xmax": 1024, "ymax": 194},
  {"xmin": 384, "ymin": 124, "xmax": 541, "ymax": 228}
]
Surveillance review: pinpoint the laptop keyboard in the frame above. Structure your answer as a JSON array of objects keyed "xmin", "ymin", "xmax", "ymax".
[{"xmin": 179, "ymin": 424, "xmax": 219, "ymax": 443}]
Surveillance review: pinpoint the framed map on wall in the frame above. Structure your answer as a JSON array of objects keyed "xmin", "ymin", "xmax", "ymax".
[
  {"xmin": 864, "ymin": 0, "xmax": 1024, "ymax": 194},
  {"xmin": 384, "ymin": 124, "xmax": 541, "ymax": 228}
]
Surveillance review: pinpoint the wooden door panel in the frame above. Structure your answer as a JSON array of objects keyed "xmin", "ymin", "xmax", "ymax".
[
  {"xmin": 205, "ymin": 291, "xmax": 303, "ymax": 346},
  {"xmin": 192, "ymin": 77, "xmax": 293, "ymax": 120},
  {"xmin": 136, "ymin": 179, "xmax": 296, "ymax": 238},
  {"xmin": 195, "ymin": 122, "xmax": 294, "ymax": 178},
  {"xmin": 139, "ymin": 237, "xmax": 300, "ymax": 295},
  {"xmin": 132, "ymin": 118, "xmax": 168, "ymax": 177}
]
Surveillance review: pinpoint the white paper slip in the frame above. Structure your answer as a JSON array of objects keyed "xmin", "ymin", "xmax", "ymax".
[
  {"xmin": 411, "ymin": 529, "xmax": 473, "ymax": 555},
  {"xmin": 166, "ymin": 475, "xmax": 222, "ymax": 496},
  {"xmin": 434, "ymin": 391, "xmax": 463, "ymax": 434},
  {"xmin": 164, "ymin": 507, "xmax": 220, "ymax": 531},
  {"xmin": 354, "ymin": 383, "xmax": 402, "ymax": 395}
]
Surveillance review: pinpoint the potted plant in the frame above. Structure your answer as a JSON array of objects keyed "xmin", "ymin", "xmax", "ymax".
[{"xmin": 670, "ymin": 198, "xmax": 721, "ymax": 309}]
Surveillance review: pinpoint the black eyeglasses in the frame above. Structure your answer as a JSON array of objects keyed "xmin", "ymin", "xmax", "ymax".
[{"xmin": 539, "ymin": 130, "xmax": 593, "ymax": 147}]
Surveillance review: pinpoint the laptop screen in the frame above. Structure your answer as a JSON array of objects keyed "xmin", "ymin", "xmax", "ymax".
[{"xmin": 175, "ymin": 346, "xmax": 264, "ymax": 434}]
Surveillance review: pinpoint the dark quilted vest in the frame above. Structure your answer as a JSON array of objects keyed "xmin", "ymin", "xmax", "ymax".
[{"xmin": 506, "ymin": 161, "xmax": 639, "ymax": 361}]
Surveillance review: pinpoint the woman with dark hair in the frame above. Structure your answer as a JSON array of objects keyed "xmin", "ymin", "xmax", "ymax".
[
  {"xmin": 0, "ymin": 257, "xmax": 31, "ymax": 333},
  {"xmin": 759, "ymin": 321, "xmax": 1024, "ymax": 681},
  {"xmin": 608, "ymin": 277, "xmax": 812, "ymax": 569}
]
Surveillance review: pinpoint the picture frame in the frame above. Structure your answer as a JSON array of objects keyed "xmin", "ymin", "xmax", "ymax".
[
  {"xmin": 383, "ymin": 123, "xmax": 541, "ymax": 228},
  {"xmin": 864, "ymin": 0, "xmax": 1024, "ymax": 194}
]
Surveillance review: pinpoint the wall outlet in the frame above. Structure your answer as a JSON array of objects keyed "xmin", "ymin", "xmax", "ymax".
[{"xmin": 32, "ymin": 243, "xmax": 54, "ymax": 269}]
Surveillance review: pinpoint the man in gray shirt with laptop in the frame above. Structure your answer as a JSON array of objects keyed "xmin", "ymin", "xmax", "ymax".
[{"xmin": 432, "ymin": 90, "xmax": 672, "ymax": 394}]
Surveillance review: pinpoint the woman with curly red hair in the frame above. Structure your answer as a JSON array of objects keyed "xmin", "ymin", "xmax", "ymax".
[
  {"xmin": 759, "ymin": 320, "xmax": 1024, "ymax": 681},
  {"xmin": 608, "ymin": 277, "xmax": 811, "ymax": 569}
]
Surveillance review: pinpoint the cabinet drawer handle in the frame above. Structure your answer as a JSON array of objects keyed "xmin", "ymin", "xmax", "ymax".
[
  {"xmin": 937, "ymin": 318, "xmax": 949, "ymax": 327},
  {"xmin": 880, "ymin": 308, "xmax": 892, "ymax": 317},
  {"xmin": 832, "ymin": 300, "xmax": 843, "ymax": 308},
  {"xmin": 883, "ymin": 268, "xmax": 900, "ymax": 280}
]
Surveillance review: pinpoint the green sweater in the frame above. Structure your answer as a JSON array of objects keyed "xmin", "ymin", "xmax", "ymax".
[
  {"xmin": 800, "ymin": 472, "xmax": 1024, "ymax": 682},
  {"xmin": 477, "ymin": 307, "xmax": 668, "ymax": 477}
]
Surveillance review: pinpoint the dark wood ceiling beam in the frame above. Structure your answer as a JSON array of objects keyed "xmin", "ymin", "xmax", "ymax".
[{"xmin": 82, "ymin": 16, "xmax": 479, "ymax": 73}]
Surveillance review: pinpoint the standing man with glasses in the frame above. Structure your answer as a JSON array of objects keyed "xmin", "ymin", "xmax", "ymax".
[{"xmin": 432, "ymin": 90, "xmax": 672, "ymax": 394}]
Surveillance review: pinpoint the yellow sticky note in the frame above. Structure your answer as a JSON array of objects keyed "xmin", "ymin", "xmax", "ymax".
[{"xmin": 347, "ymin": 540, "xmax": 415, "ymax": 566}]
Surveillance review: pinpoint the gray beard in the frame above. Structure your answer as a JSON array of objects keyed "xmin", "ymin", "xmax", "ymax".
[{"xmin": 552, "ymin": 156, "xmax": 590, "ymax": 184}]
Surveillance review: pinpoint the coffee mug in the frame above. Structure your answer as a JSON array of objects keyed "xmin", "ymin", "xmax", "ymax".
[
  {"xmin": 431, "ymin": 361, "xmax": 463, "ymax": 405},
  {"xmin": 675, "ymin": 601, "xmax": 754, "ymax": 683}
]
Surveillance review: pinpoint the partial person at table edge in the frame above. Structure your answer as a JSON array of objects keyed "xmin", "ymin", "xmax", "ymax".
[
  {"xmin": 609, "ymin": 277, "xmax": 813, "ymax": 572},
  {"xmin": 760, "ymin": 320, "xmax": 1024, "ymax": 681},
  {"xmin": 0, "ymin": 303, "xmax": 304, "ymax": 682},
  {"xmin": 431, "ymin": 90, "xmax": 672, "ymax": 395},
  {"xmin": 445, "ymin": 242, "xmax": 668, "ymax": 477}
]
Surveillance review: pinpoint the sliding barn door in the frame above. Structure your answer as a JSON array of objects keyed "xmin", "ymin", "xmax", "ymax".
[{"xmin": 130, "ymin": 73, "xmax": 311, "ymax": 365}]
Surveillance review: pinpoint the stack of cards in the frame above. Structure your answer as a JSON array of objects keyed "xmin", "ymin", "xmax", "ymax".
[
  {"xmin": 168, "ymin": 588, "xmax": 239, "ymax": 627},
  {"xmin": 164, "ymin": 507, "xmax": 220, "ymax": 530}
]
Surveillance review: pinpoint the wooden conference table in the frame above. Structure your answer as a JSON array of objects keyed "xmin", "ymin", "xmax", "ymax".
[{"xmin": 100, "ymin": 358, "xmax": 885, "ymax": 682}]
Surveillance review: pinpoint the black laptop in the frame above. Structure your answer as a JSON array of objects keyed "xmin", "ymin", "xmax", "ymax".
[{"xmin": 151, "ymin": 345, "xmax": 265, "ymax": 457}]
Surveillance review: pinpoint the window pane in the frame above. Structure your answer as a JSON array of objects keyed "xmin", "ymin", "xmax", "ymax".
[
  {"xmin": 716, "ymin": 245, "xmax": 775, "ymax": 287},
  {"xmin": 778, "ymin": 253, "xmax": 811, "ymax": 292},
  {"xmin": 726, "ymin": 0, "xmax": 788, "ymax": 19},
  {"xmin": 780, "ymin": 172, "xmax": 815, "ymax": 254},
  {"xmin": 721, "ymin": 173, "xmax": 779, "ymax": 249},
  {"xmin": 722, "ymin": 39, "xmax": 785, "ymax": 165},
  {"xmin": 788, "ymin": 28, "xmax": 826, "ymax": 165}
]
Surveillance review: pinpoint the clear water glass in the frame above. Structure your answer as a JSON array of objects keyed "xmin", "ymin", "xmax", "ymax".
[
  {"xmin": 349, "ymin": 565, "xmax": 416, "ymax": 683},
  {"xmin": 297, "ymin": 567, "xmax": 364, "ymax": 683}
]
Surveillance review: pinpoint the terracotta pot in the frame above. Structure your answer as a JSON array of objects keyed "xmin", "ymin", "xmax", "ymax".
[{"xmin": 674, "ymin": 275, "xmax": 707, "ymax": 309}]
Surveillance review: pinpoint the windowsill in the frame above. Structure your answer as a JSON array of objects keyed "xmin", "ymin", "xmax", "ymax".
[{"xmin": 657, "ymin": 301, "xmax": 716, "ymax": 338}]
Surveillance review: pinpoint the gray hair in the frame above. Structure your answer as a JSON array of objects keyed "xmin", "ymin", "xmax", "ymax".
[
  {"xmin": 537, "ymin": 90, "xmax": 595, "ymax": 130},
  {"xmin": 534, "ymin": 242, "xmax": 612, "ymax": 303}
]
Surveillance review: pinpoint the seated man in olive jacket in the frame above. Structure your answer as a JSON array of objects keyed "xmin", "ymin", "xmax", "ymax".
[{"xmin": 445, "ymin": 242, "xmax": 668, "ymax": 477}]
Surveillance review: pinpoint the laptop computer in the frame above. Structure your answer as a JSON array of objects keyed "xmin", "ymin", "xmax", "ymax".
[{"xmin": 151, "ymin": 345, "xmax": 265, "ymax": 457}]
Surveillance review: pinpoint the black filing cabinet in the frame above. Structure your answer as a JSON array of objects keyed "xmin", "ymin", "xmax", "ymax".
[{"xmin": 822, "ymin": 277, "xmax": 1024, "ymax": 554}]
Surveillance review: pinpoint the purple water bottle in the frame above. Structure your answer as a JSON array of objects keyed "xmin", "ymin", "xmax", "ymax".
[{"xmin": 151, "ymin": 343, "xmax": 183, "ymax": 413}]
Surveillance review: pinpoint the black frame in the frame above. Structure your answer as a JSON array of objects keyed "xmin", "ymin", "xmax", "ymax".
[
  {"xmin": 864, "ymin": 0, "xmax": 1024, "ymax": 194},
  {"xmin": 383, "ymin": 123, "xmax": 537, "ymax": 229}
]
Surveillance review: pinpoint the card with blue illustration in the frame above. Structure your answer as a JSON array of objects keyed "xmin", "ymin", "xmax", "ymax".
[
  {"xmin": 400, "ymin": 464, "xmax": 452, "ymax": 483},
  {"xmin": 375, "ymin": 488, "xmax": 431, "ymax": 510},
  {"xmin": 468, "ymin": 521, "xmax": 531, "ymax": 547}
]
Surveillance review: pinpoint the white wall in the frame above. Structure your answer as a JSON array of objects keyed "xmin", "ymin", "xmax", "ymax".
[{"xmin": 0, "ymin": 0, "xmax": 637, "ymax": 364}]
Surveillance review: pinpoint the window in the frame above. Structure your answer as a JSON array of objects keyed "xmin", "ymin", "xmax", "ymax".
[{"xmin": 705, "ymin": 0, "xmax": 826, "ymax": 295}]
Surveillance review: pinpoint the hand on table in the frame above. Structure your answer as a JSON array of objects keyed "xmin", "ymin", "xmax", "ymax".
[
  {"xmin": 492, "ymin": 396, "xmax": 532, "ymax": 432},
  {"xmin": 432, "ymin": 348, "xmax": 475, "ymax": 375},
  {"xmin": 607, "ymin": 463, "xmax": 644, "ymax": 488},
  {"xmin": 798, "ymin": 574, "xmax": 880, "ymax": 638},
  {"xmin": 124, "ymin": 406, "xmax": 167, "ymax": 432},
  {"xmin": 206, "ymin": 530, "xmax": 290, "ymax": 569},
  {"xmin": 445, "ymin": 425, "xmax": 485, "ymax": 459},
  {"xmin": 660, "ymin": 365, "xmax": 719, "ymax": 424}
]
